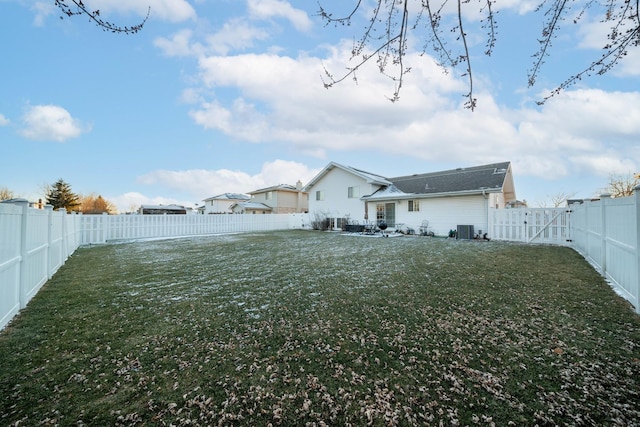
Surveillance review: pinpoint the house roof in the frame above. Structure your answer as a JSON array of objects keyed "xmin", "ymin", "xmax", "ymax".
[
  {"xmin": 203, "ymin": 193, "xmax": 250, "ymax": 202},
  {"xmin": 140, "ymin": 204, "xmax": 186, "ymax": 211},
  {"xmin": 231, "ymin": 201, "xmax": 272, "ymax": 211},
  {"xmin": 248, "ymin": 184, "xmax": 302, "ymax": 194},
  {"xmin": 304, "ymin": 160, "xmax": 513, "ymax": 200},
  {"xmin": 388, "ymin": 162, "xmax": 511, "ymax": 196},
  {"xmin": 303, "ymin": 162, "xmax": 392, "ymax": 191}
]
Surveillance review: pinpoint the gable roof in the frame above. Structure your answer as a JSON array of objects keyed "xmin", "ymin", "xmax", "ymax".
[
  {"xmin": 304, "ymin": 160, "xmax": 513, "ymax": 200},
  {"xmin": 230, "ymin": 201, "xmax": 272, "ymax": 211},
  {"xmin": 389, "ymin": 162, "xmax": 511, "ymax": 196},
  {"xmin": 203, "ymin": 193, "xmax": 250, "ymax": 202},
  {"xmin": 303, "ymin": 162, "xmax": 392, "ymax": 191},
  {"xmin": 248, "ymin": 184, "xmax": 302, "ymax": 194}
]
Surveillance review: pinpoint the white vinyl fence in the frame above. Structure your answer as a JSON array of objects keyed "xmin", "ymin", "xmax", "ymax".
[
  {"xmin": 0, "ymin": 201, "xmax": 82, "ymax": 330},
  {"xmin": 2, "ymin": 194, "xmax": 638, "ymax": 331},
  {"xmin": 490, "ymin": 208, "xmax": 571, "ymax": 245},
  {"xmin": 0, "ymin": 207, "xmax": 310, "ymax": 329},
  {"xmin": 490, "ymin": 191, "xmax": 640, "ymax": 314},
  {"xmin": 569, "ymin": 193, "xmax": 640, "ymax": 314},
  {"xmin": 79, "ymin": 212, "xmax": 310, "ymax": 244}
]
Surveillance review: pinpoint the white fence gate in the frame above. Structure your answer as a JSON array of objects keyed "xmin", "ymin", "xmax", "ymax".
[{"xmin": 490, "ymin": 208, "xmax": 571, "ymax": 245}]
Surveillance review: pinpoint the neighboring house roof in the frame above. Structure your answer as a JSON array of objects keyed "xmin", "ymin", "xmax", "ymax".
[
  {"xmin": 140, "ymin": 204, "xmax": 186, "ymax": 211},
  {"xmin": 248, "ymin": 184, "xmax": 300, "ymax": 194},
  {"xmin": 139, "ymin": 204, "xmax": 188, "ymax": 215},
  {"xmin": 303, "ymin": 162, "xmax": 392, "ymax": 191},
  {"xmin": 203, "ymin": 193, "xmax": 250, "ymax": 202},
  {"xmin": 231, "ymin": 202, "xmax": 272, "ymax": 211}
]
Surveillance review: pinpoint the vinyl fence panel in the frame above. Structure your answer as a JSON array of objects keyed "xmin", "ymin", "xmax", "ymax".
[
  {"xmin": 570, "ymin": 193, "xmax": 640, "ymax": 313},
  {"xmin": 79, "ymin": 213, "xmax": 303, "ymax": 244},
  {"xmin": 0, "ymin": 203, "xmax": 23, "ymax": 330},
  {"xmin": 0, "ymin": 201, "xmax": 83, "ymax": 330}
]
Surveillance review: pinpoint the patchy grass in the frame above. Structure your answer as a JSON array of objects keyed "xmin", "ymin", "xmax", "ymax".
[{"xmin": 1, "ymin": 231, "xmax": 639, "ymax": 426}]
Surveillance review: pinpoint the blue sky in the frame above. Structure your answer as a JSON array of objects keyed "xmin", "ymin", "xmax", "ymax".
[{"xmin": 1, "ymin": 0, "xmax": 639, "ymax": 212}]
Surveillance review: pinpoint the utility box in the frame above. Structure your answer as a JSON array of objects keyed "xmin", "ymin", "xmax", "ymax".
[{"xmin": 456, "ymin": 225, "xmax": 474, "ymax": 240}]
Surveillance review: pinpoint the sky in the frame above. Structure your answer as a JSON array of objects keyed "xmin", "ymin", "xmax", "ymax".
[{"xmin": 1, "ymin": 0, "xmax": 639, "ymax": 212}]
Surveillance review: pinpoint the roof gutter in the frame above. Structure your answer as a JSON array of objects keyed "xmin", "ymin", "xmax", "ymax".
[{"xmin": 363, "ymin": 188, "xmax": 501, "ymax": 201}]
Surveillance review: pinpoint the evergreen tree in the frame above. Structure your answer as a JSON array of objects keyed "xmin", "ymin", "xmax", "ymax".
[{"xmin": 45, "ymin": 179, "xmax": 80, "ymax": 211}]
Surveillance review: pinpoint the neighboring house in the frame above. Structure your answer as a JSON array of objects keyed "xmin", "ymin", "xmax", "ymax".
[
  {"xmin": 303, "ymin": 161, "xmax": 517, "ymax": 236},
  {"xmin": 139, "ymin": 204, "xmax": 187, "ymax": 215},
  {"xmin": 230, "ymin": 201, "xmax": 273, "ymax": 214},
  {"xmin": 202, "ymin": 193, "xmax": 250, "ymax": 214},
  {"xmin": 248, "ymin": 181, "xmax": 309, "ymax": 214}
]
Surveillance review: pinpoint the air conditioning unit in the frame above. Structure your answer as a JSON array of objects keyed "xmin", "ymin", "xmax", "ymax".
[{"xmin": 456, "ymin": 225, "xmax": 474, "ymax": 240}]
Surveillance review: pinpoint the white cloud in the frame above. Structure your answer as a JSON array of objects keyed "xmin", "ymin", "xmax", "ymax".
[
  {"xmin": 154, "ymin": 1, "xmax": 309, "ymax": 58},
  {"xmin": 155, "ymin": 15, "xmax": 286, "ymax": 58},
  {"xmin": 20, "ymin": 105, "xmax": 89, "ymax": 142},
  {"xmin": 154, "ymin": 29, "xmax": 203, "ymax": 57},
  {"xmin": 189, "ymin": 46, "xmax": 464, "ymax": 153},
  {"xmin": 501, "ymin": 1, "xmax": 539, "ymax": 14},
  {"xmin": 31, "ymin": 2, "xmax": 55, "ymax": 26},
  {"xmin": 247, "ymin": 0, "xmax": 313, "ymax": 32},
  {"xmin": 569, "ymin": 155, "xmax": 637, "ymax": 177},
  {"xmin": 154, "ymin": 20, "xmax": 271, "ymax": 57},
  {"xmin": 203, "ymin": 18, "xmax": 271, "ymax": 55},
  {"xmin": 0, "ymin": 114, "xmax": 9, "ymax": 126},
  {"xmin": 184, "ymin": 40, "xmax": 639, "ymax": 182},
  {"xmin": 136, "ymin": 160, "xmax": 320, "ymax": 201},
  {"xmin": 190, "ymin": 98, "xmax": 269, "ymax": 142}
]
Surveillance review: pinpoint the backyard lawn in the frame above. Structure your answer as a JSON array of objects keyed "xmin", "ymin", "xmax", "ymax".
[{"xmin": 0, "ymin": 230, "xmax": 639, "ymax": 426}]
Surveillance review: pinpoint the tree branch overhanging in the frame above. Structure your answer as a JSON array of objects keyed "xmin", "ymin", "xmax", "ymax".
[
  {"xmin": 319, "ymin": 0, "xmax": 638, "ymax": 109},
  {"xmin": 54, "ymin": 0, "xmax": 149, "ymax": 34}
]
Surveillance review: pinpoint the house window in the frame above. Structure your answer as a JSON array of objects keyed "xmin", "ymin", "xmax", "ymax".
[
  {"xmin": 265, "ymin": 191, "xmax": 273, "ymax": 200},
  {"xmin": 348, "ymin": 186, "xmax": 360, "ymax": 198},
  {"xmin": 408, "ymin": 200, "xmax": 420, "ymax": 212},
  {"xmin": 316, "ymin": 190, "xmax": 324, "ymax": 201}
]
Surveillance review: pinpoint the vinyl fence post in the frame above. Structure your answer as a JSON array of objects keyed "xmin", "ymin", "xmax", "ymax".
[
  {"xmin": 102, "ymin": 212, "xmax": 109, "ymax": 243},
  {"xmin": 16, "ymin": 200, "xmax": 29, "ymax": 309},
  {"xmin": 59, "ymin": 208, "xmax": 67, "ymax": 259},
  {"xmin": 600, "ymin": 194, "xmax": 610, "ymax": 277},
  {"xmin": 634, "ymin": 186, "xmax": 640, "ymax": 314},
  {"xmin": 45, "ymin": 205, "xmax": 54, "ymax": 278}
]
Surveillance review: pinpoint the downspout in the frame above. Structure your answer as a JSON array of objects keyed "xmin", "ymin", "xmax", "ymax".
[{"xmin": 482, "ymin": 189, "xmax": 489, "ymax": 237}]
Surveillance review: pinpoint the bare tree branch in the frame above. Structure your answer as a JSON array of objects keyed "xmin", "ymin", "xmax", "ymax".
[
  {"xmin": 55, "ymin": 0, "xmax": 149, "ymax": 34},
  {"xmin": 319, "ymin": 0, "xmax": 638, "ymax": 108},
  {"xmin": 532, "ymin": 0, "xmax": 639, "ymax": 104}
]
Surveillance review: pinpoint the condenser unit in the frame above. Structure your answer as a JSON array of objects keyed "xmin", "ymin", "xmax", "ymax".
[{"xmin": 456, "ymin": 225, "xmax": 474, "ymax": 240}]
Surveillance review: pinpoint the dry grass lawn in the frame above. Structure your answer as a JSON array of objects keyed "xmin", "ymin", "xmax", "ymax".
[{"xmin": 1, "ymin": 231, "xmax": 639, "ymax": 426}]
